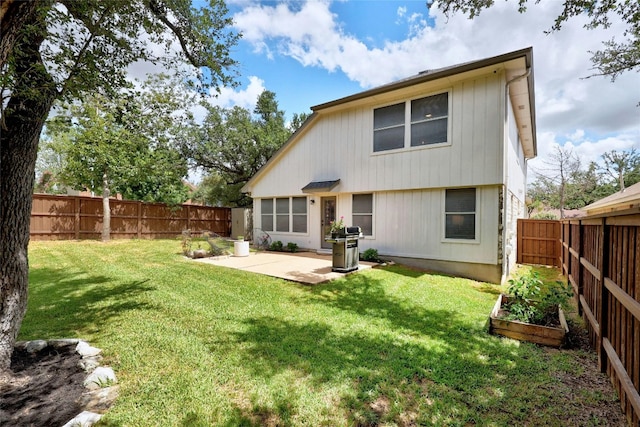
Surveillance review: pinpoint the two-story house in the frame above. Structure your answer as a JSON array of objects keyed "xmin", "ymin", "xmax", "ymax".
[{"xmin": 242, "ymin": 47, "xmax": 537, "ymax": 283}]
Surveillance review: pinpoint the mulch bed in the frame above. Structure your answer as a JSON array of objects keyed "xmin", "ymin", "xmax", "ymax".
[{"xmin": 0, "ymin": 344, "xmax": 85, "ymax": 427}]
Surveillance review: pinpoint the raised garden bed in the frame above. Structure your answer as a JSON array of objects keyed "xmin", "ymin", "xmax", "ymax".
[{"xmin": 489, "ymin": 294, "xmax": 569, "ymax": 347}]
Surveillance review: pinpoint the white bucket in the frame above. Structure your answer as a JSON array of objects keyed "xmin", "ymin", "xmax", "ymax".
[{"xmin": 234, "ymin": 241, "xmax": 250, "ymax": 257}]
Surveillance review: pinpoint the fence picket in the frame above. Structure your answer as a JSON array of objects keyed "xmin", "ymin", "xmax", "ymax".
[
  {"xmin": 30, "ymin": 194, "xmax": 231, "ymax": 240},
  {"xmin": 560, "ymin": 212, "xmax": 640, "ymax": 425}
]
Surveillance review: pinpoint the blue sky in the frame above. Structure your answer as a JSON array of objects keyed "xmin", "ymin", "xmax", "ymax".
[{"xmin": 170, "ymin": 0, "xmax": 640, "ymax": 179}]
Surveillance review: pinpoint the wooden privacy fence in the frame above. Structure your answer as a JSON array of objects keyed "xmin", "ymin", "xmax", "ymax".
[
  {"xmin": 30, "ymin": 194, "xmax": 231, "ymax": 240},
  {"xmin": 517, "ymin": 219, "xmax": 561, "ymax": 267},
  {"xmin": 561, "ymin": 211, "xmax": 640, "ymax": 426}
]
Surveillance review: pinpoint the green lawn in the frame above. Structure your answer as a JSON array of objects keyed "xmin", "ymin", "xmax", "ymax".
[{"xmin": 23, "ymin": 240, "xmax": 616, "ymax": 426}]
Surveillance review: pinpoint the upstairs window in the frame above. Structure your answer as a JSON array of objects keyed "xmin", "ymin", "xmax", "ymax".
[
  {"xmin": 445, "ymin": 188, "xmax": 476, "ymax": 240},
  {"xmin": 373, "ymin": 103, "xmax": 405, "ymax": 152},
  {"xmin": 411, "ymin": 93, "xmax": 448, "ymax": 147},
  {"xmin": 373, "ymin": 91, "xmax": 450, "ymax": 153}
]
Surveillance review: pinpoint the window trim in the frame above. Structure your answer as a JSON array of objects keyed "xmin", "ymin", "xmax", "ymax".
[
  {"xmin": 372, "ymin": 89, "xmax": 452, "ymax": 155},
  {"xmin": 352, "ymin": 193, "xmax": 375, "ymax": 238},
  {"xmin": 260, "ymin": 196, "xmax": 309, "ymax": 235},
  {"xmin": 442, "ymin": 188, "xmax": 480, "ymax": 243}
]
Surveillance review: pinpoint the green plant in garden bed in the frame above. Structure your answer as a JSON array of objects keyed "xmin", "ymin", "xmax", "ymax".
[
  {"xmin": 360, "ymin": 248, "xmax": 381, "ymax": 262},
  {"xmin": 286, "ymin": 242, "xmax": 298, "ymax": 253},
  {"xmin": 503, "ymin": 271, "xmax": 573, "ymax": 326},
  {"xmin": 22, "ymin": 241, "xmax": 622, "ymax": 426}
]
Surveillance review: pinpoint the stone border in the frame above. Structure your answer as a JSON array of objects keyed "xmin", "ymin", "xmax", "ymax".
[{"xmin": 14, "ymin": 339, "xmax": 118, "ymax": 427}]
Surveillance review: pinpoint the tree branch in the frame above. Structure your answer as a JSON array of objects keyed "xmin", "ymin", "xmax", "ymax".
[
  {"xmin": 146, "ymin": 0, "xmax": 204, "ymax": 68},
  {"xmin": 57, "ymin": 2, "xmax": 114, "ymax": 98}
]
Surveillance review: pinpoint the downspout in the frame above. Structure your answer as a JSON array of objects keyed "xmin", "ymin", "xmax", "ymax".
[
  {"xmin": 502, "ymin": 67, "xmax": 531, "ymax": 279},
  {"xmin": 506, "ymin": 67, "xmax": 531, "ymax": 88}
]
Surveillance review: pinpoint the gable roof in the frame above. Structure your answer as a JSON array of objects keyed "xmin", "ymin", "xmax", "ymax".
[
  {"xmin": 312, "ymin": 47, "xmax": 536, "ymax": 158},
  {"xmin": 242, "ymin": 47, "xmax": 536, "ymax": 194},
  {"xmin": 582, "ymin": 182, "xmax": 640, "ymax": 215}
]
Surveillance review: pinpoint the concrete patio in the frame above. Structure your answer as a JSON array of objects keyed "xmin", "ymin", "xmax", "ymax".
[{"xmin": 193, "ymin": 251, "xmax": 376, "ymax": 284}]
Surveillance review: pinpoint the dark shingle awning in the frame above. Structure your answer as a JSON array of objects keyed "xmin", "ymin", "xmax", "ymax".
[{"xmin": 301, "ymin": 180, "xmax": 340, "ymax": 193}]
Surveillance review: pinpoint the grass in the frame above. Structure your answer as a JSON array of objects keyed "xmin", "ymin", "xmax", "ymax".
[{"xmin": 22, "ymin": 240, "xmax": 613, "ymax": 426}]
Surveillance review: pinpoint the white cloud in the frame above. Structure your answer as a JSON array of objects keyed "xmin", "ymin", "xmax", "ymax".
[
  {"xmin": 188, "ymin": 76, "xmax": 267, "ymax": 123},
  {"xmin": 208, "ymin": 75, "xmax": 266, "ymax": 109},
  {"xmin": 232, "ymin": 0, "xmax": 639, "ymax": 178},
  {"xmin": 528, "ymin": 130, "xmax": 640, "ymax": 179}
]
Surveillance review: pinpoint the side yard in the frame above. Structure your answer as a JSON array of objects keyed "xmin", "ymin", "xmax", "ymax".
[{"xmin": 19, "ymin": 240, "xmax": 625, "ymax": 426}]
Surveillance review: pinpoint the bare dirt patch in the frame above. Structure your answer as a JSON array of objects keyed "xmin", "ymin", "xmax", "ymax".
[{"xmin": 0, "ymin": 344, "xmax": 85, "ymax": 427}]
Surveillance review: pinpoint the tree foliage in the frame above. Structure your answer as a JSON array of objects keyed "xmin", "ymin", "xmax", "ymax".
[
  {"xmin": 600, "ymin": 148, "xmax": 640, "ymax": 191},
  {"xmin": 0, "ymin": 0, "xmax": 239, "ymax": 371},
  {"xmin": 47, "ymin": 88, "xmax": 190, "ymax": 205},
  {"xmin": 427, "ymin": 0, "xmax": 640, "ymax": 80},
  {"xmin": 528, "ymin": 148, "xmax": 639, "ymax": 214},
  {"xmin": 43, "ymin": 74, "xmax": 200, "ymax": 241},
  {"xmin": 185, "ymin": 90, "xmax": 295, "ymax": 207}
]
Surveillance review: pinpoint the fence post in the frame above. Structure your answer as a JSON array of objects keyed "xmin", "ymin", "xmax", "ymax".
[
  {"xmin": 576, "ymin": 220, "xmax": 583, "ymax": 316},
  {"xmin": 137, "ymin": 201, "xmax": 142, "ymax": 239},
  {"xmin": 564, "ymin": 221, "xmax": 570, "ymax": 276},
  {"xmin": 598, "ymin": 217, "xmax": 610, "ymax": 373},
  {"xmin": 74, "ymin": 196, "xmax": 80, "ymax": 240}
]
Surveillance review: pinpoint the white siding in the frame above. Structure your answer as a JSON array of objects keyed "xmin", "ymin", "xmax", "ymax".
[
  {"xmin": 505, "ymin": 95, "xmax": 527, "ymax": 202},
  {"xmin": 249, "ymin": 71, "xmax": 508, "ymax": 265},
  {"xmin": 250, "ymin": 72, "xmax": 505, "ymax": 197},
  {"xmin": 354, "ymin": 186, "xmax": 499, "ymax": 265}
]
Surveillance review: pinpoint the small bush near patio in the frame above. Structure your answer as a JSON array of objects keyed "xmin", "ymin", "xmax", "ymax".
[
  {"xmin": 21, "ymin": 240, "xmax": 625, "ymax": 426},
  {"xmin": 361, "ymin": 248, "xmax": 381, "ymax": 262}
]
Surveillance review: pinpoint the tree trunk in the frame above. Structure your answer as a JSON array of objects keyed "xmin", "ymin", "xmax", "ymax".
[
  {"xmin": 0, "ymin": 0, "xmax": 38, "ymax": 71},
  {"xmin": 102, "ymin": 173, "xmax": 111, "ymax": 242},
  {"xmin": 0, "ymin": 10, "xmax": 57, "ymax": 372}
]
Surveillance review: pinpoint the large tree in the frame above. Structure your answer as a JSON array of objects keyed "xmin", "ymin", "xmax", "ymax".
[
  {"xmin": 186, "ymin": 90, "xmax": 293, "ymax": 207},
  {"xmin": 600, "ymin": 148, "xmax": 640, "ymax": 191},
  {"xmin": 428, "ymin": 0, "xmax": 640, "ymax": 80},
  {"xmin": 529, "ymin": 146, "xmax": 581, "ymax": 217},
  {"xmin": 0, "ymin": 0, "xmax": 239, "ymax": 371},
  {"xmin": 47, "ymin": 91, "xmax": 191, "ymax": 240}
]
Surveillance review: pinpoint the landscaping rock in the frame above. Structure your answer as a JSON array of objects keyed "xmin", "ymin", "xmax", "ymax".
[
  {"xmin": 25, "ymin": 340, "xmax": 48, "ymax": 353},
  {"xmin": 49, "ymin": 338, "xmax": 81, "ymax": 348},
  {"xmin": 81, "ymin": 385, "xmax": 120, "ymax": 413},
  {"xmin": 84, "ymin": 367, "xmax": 117, "ymax": 390},
  {"xmin": 76, "ymin": 341, "xmax": 102, "ymax": 357},
  {"xmin": 79, "ymin": 355, "xmax": 103, "ymax": 372},
  {"xmin": 192, "ymin": 248, "xmax": 208, "ymax": 258},
  {"xmin": 62, "ymin": 410, "xmax": 102, "ymax": 427}
]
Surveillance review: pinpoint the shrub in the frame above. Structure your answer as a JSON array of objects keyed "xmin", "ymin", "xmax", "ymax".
[
  {"xmin": 361, "ymin": 248, "xmax": 380, "ymax": 262},
  {"xmin": 504, "ymin": 272, "xmax": 573, "ymax": 325},
  {"xmin": 286, "ymin": 242, "xmax": 298, "ymax": 253},
  {"xmin": 181, "ymin": 230, "xmax": 192, "ymax": 256},
  {"xmin": 270, "ymin": 240, "xmax": 284, "ymax": 251},
  {"xmin": 531, "ymin": 212, "xmax": 558, "ymax": 220}
]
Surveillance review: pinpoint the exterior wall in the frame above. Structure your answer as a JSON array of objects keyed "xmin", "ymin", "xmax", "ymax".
[
  {"xmin": 247, "ymin": 69, "xmax": 531, "ymax": 284},
  {"xmin": 255, "ymin": 185, "xmax": 500, "ymax": 274},
  {"xmin": 250, "ymin": 72, "xmax": 505, "ymax": 197},
  {"xmin": 501, "ymin": 95, "xmax": 529, "ymax": 279},
  {"xmin": 355, "ymin": 186, "xmax": 500, "ymax": 266}
]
